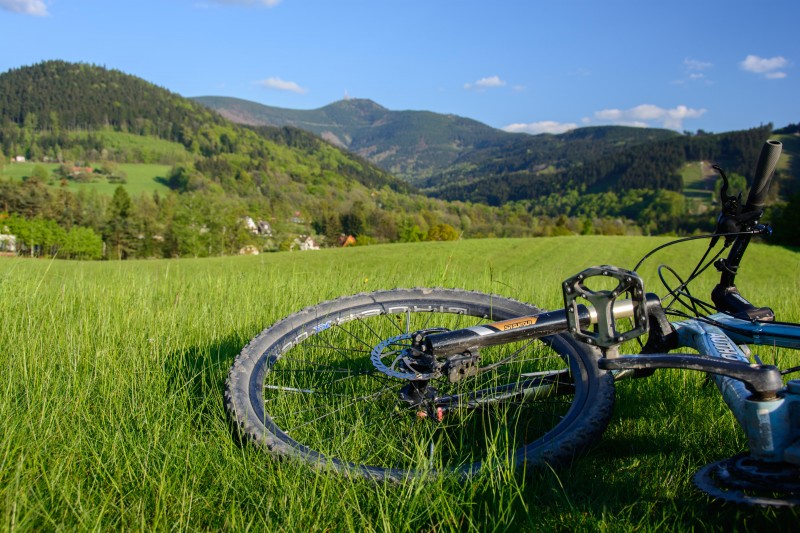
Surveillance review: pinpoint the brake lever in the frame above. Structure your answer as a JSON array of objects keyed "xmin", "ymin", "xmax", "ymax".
[{"xmin": 710, "ymin": 164, "xmax": 743, "ymax": 247}]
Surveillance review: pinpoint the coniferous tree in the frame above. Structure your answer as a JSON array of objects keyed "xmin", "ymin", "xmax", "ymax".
[{"xmin": 104, "ymin": 186, "xmax": 134, "ymax": 259}]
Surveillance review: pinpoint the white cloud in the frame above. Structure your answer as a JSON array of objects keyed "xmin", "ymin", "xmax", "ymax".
[
  {"xmin": 740, "ymin": 54, "xmax": 788, "ymax": 78},
  {"xmin": 591, "ymin": 104, "xmax": 706, "ymax": 130},
  {"xmin": 674, "ymin": 58, "xmax": 713, "ymax": 85},
  {"xmin": 210, "ymin": 0, "xmax": 282, "ymax": 6},
  {"xmin": 464, "ymin": 75, "xmax": 507, "ymax": 90},
  {"xmin": 0, "ymin": 0, "xmax": 48, "ymax": 16},
  {"xmin": 684, "ymin": 58, "xmax": 712, "ymax": 72},
  {"xmin": 503, "ymin": 121, "xmax": 578, "ymax": 135},
  {"xmin": 256, "ymin": 77, "xmax": 308, "ymax": 94}
]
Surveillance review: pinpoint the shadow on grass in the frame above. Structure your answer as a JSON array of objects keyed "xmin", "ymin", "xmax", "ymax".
[
  {"xmin": 162, "ymin": 333, "xmax": 245, "ymax": 427},
  {"xmin": 502, "ymin": 452, "xmax": 800, "ymax": 530}
]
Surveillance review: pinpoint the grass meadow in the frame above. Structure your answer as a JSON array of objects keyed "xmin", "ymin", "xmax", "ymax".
[
  {"xmin": 2, "ymin": 236, "xmax": 799, "ymax": 531},
  {"xmin": 1, "ymin": 162, "xmax": 172, "ymax": 197}
]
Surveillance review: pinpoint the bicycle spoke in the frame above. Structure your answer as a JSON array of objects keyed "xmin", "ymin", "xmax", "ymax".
[{"xmin": 235, "ymin": 289, "xmax": 611, "ymax": 476}]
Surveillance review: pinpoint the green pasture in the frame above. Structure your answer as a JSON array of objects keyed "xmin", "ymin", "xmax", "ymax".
[
  {"xmin": 1, "ymin": 162, "xmax": 172, "ymax": 197},
  {"xmin": 681, "ymin": 161, "xmax": 715, "ymax": 204},
  {"xmin": 2, "ymin": 236, "xmax": 799, "ymax": 531}
]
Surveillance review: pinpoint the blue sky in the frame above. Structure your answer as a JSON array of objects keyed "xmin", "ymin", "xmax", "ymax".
[{"xmin": 1, "ymin": 0, "xmax": 798, "ymax": 134}]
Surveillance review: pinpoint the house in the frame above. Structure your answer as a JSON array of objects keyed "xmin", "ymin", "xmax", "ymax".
[
  {"xmin": 239, "ymin": 245, "xmax": 260, "ymax": 255},
  {"xmin": 242, "ymin": 216, "xmax": 259, "ymax": 234},
  {"xmin": 0, "ymin": 233, "xmax": 17, "ymax": 254},
  {"xmin": 70, "ymin": 166, "xmax": 93, "ymax": 176},
  {"xmin": 257, "ymin": 220, "xmax": 273, "ymax": 237},
  {"xmin": 242, "ymin": 217, "xmax": 273, "ymax": 236},
  {"xmin": 292, "ymin": 236, "xmax": 319, "ymax": 251},
  {"xmin": 339, "ymin": 234, "xmax": 357, "ymax": 247}
]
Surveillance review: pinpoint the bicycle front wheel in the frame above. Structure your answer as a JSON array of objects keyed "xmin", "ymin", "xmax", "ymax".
[{"xmin": 225, "ymin": 288, "xmax": 614, "ymax": 481}]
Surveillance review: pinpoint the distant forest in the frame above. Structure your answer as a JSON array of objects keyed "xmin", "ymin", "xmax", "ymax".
[{"xmin": 424, "ymin": 125, "xmax": 777, "ymax": 205}]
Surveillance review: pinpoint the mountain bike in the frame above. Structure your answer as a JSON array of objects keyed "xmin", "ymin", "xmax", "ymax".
[{"xmin": 225, "ymin": 140, "xmax": 800, "ymax": 507}]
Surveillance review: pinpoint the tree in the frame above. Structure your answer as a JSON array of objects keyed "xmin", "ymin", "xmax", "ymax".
[
  {"xmin": 131, "ymin": 191, "xmax": 161, "ymax": 258},
  {"xmin": 340, "ymin": 210, "xmax": 365, "ymax": 237},
  {"xmin": 772, "ymin": 194, "xmax": 800, "ymax": 247},
  {"xmin": 426, "ymin": 223, "xmax": 459, "ymax": 241},
  {"xmin": 399, "ymin": 218, "xmax": 425, "ymax": 242},
  {"xmin": 31, "ymin": 164, "xmax": 49, "ymax": 182},
  {"xmin": 104, "ymin": 186, "xmax": 134, "ymax": 259},
  {"xmin": 63, "ymin": 227, "xmax": 103, "ymax": 260}
]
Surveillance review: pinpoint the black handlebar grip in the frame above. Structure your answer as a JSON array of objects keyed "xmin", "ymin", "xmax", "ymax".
[{"xmin": 745, "ymin": 140, "xmax": 782, "ymax": 211}]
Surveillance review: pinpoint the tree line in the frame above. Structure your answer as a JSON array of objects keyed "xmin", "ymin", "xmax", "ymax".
[
  {"xmin": 425, "ymin": 125, "xmax": 775, "ymax": 205},
  {"xmin": 2, "ymin": 166, "xmax": 681, "ymax": 260}
]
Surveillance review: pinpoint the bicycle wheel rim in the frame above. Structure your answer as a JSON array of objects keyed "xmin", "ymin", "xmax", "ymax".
[{"xmin": 226, "ymin": 289, "xmax": 613, "ymax": 481}]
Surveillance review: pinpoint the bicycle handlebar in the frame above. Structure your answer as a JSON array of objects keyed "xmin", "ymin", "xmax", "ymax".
[{"xmin": 745, "ymin": 140, "xmax": 782, "ymax": 212}]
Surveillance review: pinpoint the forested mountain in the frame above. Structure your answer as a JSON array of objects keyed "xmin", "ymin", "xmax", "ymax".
[
  {"xmin": 195, "ymin": 95, "xmax": 794, "ymax": 209},
  {"xmin": 425, "ymin": 124, "xmax": 777, "ymax": 205},
  {"xmin": 194, "ymin": 95, "xmax": 680, "ymax": 186},
  {"xmin": 194, "ymin": 95, "xmax": 518, "ymax": 183},
  {"xmin": 0, "ymin": 61, "xmax": 409, "ymax": 194}
]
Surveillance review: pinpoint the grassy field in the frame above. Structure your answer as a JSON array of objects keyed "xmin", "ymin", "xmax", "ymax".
[
  {"xmin": 681, "ymin": 161, "xmax": 715, "ymax": 215},
  {"xmin": 2, "ymin": 236, "xmax": 799, "ymax": 531},
  {"xmin": 0, "ymin": 162, "xmax": 172, "ymax": 196}
]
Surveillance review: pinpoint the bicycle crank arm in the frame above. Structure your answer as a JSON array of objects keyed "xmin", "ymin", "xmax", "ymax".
[{"xmin": 599, "ymin": 355, "xmax": 783, "ymax": 399}]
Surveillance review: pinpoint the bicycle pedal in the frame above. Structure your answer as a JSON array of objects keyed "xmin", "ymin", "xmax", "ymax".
[{"xmin": 563, "ymin": 265, "xmax": 648, "ymax": 349}]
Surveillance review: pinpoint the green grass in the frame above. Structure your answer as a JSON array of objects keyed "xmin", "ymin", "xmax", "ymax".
[
  {"xmin": 2, "ymin": 236, "xmax": 799, "ymax": 531},
  {"xmin": 681, "ymin": 161, "xmax": 715, "ymax": 203},
  {"xmin": 1, "ymin": 162, "xmax": 172, "ymax": 197},
  {"xmin": 72, "ymin": 130, "xmax": 191, "ymax": 164}
]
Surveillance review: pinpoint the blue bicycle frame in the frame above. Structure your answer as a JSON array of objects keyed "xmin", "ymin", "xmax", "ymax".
[{"xmin": 676, "ymin": 315, "xmax": 800, "ymax": 464}]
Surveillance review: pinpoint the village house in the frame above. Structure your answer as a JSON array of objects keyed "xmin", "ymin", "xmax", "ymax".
[
  {"xmin": 339, "ymin": 234, "xmax": 357, "ymax": 247},
  {"xmin": 292, "ymin": 236, "xmax": 319, "ymax": 251},
  {"xmin": 0, "ymin": 233, "xmax": 17, "ymax": 255},
  {"xmin": 241, "ymin": 216, "xmax": 273, "ymax": 237}
]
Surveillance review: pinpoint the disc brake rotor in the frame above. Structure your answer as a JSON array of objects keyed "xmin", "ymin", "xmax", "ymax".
[{"xmin": 370, "ymin": 333, "xmax": 439, "ymax": 381}]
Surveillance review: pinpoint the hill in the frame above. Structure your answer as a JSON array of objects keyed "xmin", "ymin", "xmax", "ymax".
[
  {"xmin": 424, "ymin": 124, "xmax": 784, "ymax": 205},
  {"xmin": 7, "ymin": 61, "xmax": 643, "ymax": 260},
  {"xmin": 193, "ymin": 95, "xmax": 518, "ymax": 183},
  {"xmin": 193, "ymin": 96, "xmax": 796, "ymax": 210},
  {"xmin": 193, "ymin": 95, "xmax": 679, "ymax": 185},
  {"xmin": 0, "ymin": 61, "xmax": 409, "ymax": 195},
  {"xmin": 0, "ymin": 61, "xmax": 489, "ymax": 259}
]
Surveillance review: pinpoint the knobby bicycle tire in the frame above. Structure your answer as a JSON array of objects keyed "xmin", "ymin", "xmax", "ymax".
[{"xmin": 224, "ymin": 288, "xmax": 615, "ymax": 481}]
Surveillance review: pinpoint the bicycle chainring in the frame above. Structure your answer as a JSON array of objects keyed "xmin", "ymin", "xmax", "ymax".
[{"xmin": 693, "ymin": 452, "xmax": 800, "ymax": 507}]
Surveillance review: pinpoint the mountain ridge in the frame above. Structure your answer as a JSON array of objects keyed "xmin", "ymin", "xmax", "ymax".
[
  {"xmin": 194, "ymin": 95, "xmax": 794, "ymax": 208},
  {"xmin": 193, "ymin": 95, "xmax": 682, "ymax": 186}
]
